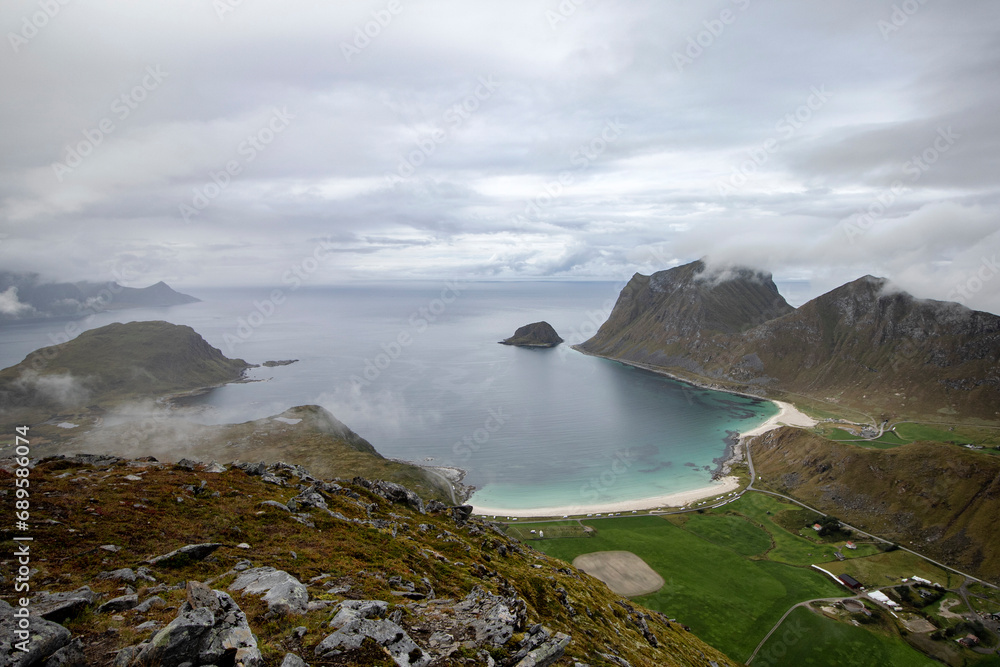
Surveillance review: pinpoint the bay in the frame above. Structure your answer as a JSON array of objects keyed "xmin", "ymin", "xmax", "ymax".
[{"xmin": 0, "ymin": 281, "xmax": 777, "ymax": 511}]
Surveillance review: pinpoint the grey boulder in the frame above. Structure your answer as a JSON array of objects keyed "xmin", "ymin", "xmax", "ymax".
[
  {"xmin": 0, "ymin": 600, "xmax": 72, "ymax": 667},
  {"xmin": 123, "ymin": 590, "xmax": 262, "ymax": 667},
  {"xmin": 315, "ymin": 618, "xmax": 430, "ymax": 667},
  {"xmin": 329, "ymin": 600, "xmax": 388, "ymax": 628},
  {"xmin": 229, "ymin": 567, "xmax": 308, "ymax": 616},
  {"xmin": 30, "ymin": 588, "xmax": 95, "ymax": 623},
  {"xmin": 97, "ymin": 595, "xmax": 138, "ymax": 614},
  {"xmin": 146, "ymin": 543, "xmax": 224, "ymax": 566}
]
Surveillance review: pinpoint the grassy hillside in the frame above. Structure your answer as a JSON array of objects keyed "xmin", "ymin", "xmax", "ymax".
[
  {"xmin": 0, "ymin": 321, "xmax": 249, "ymax": 418},
  {"xmin": 751, "ymin": 427, "xmax": 1000, "ymax": 582},
  {"xmin": 0, "ymin": 455, "xmax": 740, "ymax": 667},
  {"xmin": 16, "ymin": 404, "xmax": 457, "ymax": 505}
]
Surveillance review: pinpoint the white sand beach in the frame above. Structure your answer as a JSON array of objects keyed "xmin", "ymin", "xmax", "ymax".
[
  {"xmin": 471, "ymin": 475, "xmax": 741, "ymax": 519},
  {"xmin": 471, "ymin": 399, "xmax": 816, "ymax": 519},
  {"xmin": 739, "ymin": 400, "xmax": 817, "ymax": 438}
]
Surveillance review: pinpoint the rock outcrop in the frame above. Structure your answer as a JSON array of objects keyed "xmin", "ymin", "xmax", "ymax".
[
  {"xmin": 499, "ymin": 322, "xmax": 564, "ymax": 348},
  {"xmin": 229, "ymin": 567, "xmax": 309, "ymax": 616},
  {"xmin": 117, "ymin": 587, "xmax": 262, "ymax": 667}
]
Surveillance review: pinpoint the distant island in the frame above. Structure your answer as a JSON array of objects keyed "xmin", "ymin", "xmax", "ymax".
[
  {"xmin": 499, "ymin": 321, "xmax": 564, "ymax": 348},
  {"xmin": 0, "ymin": 271, "xmax": 199, "ymax": 323}
]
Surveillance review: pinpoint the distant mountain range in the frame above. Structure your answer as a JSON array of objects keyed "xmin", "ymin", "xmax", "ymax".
[
  {"xmin": 0, "ymin": 271, "xmax": 199, "ymax": 322},
  {"xmin": 578, "ymin": 259, "xmax": 1000, "ymax": 421}
]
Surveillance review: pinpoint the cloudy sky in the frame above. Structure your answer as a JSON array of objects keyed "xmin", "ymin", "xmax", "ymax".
[{"xmin": 2, "ymin": 0, "xmax": 999, "ymax": 312}]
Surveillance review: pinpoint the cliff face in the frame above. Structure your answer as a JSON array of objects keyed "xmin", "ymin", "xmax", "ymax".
[
  {"xmin": 579, "ymin": 261, "xmax": 1000, "ymax": 420},
  {"xmin": 577, "ymin": 260, "xmax": 793, "ymax": 377}
]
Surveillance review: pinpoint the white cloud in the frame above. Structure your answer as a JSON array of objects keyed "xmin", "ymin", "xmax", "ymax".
[{"xmin": 0, "ymin": 287, "xmax": 35, "ymax": 317}]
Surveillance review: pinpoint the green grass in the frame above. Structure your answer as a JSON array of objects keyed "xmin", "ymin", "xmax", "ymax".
[
  {"xmin": 676, "ymin": 513, "xmax": 772, "ymax": 557},
  {"xmin": 816, "ymin": 550, "xmax": 961, "ymax": 589},
  {"xmin": 753, "ymin": 607, "xmax": 938, "ymax": 667},
  {"xmin": 894, "ymin": 423, "xmax": 1000, "ymax": 448},
  {"xmin": 520, "ymin": 515, "xmax": 846, "ymax": 661},
  {"xmin": 505, "ymin": 521, "xmax": 589, "ymax": 541},
  {"xmin": 718, "ymin": 493, "xmax": 854, "ymax": 566}
]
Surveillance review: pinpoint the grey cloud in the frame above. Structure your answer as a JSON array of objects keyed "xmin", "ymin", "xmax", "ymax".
[{"xmin": 1, "ymin": 1, "xmax": 998, "ymax": 314}]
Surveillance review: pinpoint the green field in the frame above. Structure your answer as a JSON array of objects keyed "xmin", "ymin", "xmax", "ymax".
[
  {"xmin": 893, "ymin": 423, "xmax": 1000, "ymax": 448},
  {"xmin": 753, "ymin": 607, "xmax": 938, "ymax": 667},
  {"xmin": 816, "ymin": 549, "xmax": 961, "ymax": 589},
  {"xmin": 509, "ymin": 490, "xmax": 990, "ymax": 665},
  {"xmin": 516, "ymin": 513, "xmax": 846, "ymax": 660},
  {"xmin": 716, "ymin": 493, "xmax": 880, "ymax": 566},
  {"xmin": 504, "ymin": 521, "xmax": 589, "ymax": 541}
]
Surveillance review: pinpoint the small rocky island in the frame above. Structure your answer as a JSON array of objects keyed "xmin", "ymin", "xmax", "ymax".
[{"xmin": 499, "ymin": 321, "xmax": 564, "ymax": 348}]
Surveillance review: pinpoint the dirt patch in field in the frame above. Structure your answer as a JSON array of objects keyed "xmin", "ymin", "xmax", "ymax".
[{"xmin": 572, "ymin": 551, "xmax": 665, "ymax": 597}]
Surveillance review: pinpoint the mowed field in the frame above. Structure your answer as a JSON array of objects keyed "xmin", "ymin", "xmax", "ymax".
[
  {"xmin": 512, "ymin": 491, "xmax": 986, "ymax": 666},
  {"xmin": 516, "ymin": 510, "xmax": 847, "ymax": 661}
]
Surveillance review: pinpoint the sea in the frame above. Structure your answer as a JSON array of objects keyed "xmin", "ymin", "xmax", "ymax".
[{"xmin": 0, "ymin": 281, "xmax": 777, "ymax": 512}]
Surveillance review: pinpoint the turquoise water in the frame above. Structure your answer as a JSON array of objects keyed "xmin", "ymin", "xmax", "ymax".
[{"xmin": 0, "ymin": 282, "xmax": 776, "ymax": 510}]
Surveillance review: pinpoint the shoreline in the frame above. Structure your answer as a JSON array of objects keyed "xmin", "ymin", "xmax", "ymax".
[
  {"xmin": 471, "ymin": 475, "xmax": 742, "ymax": 519},
  {"xmin": 471, "ymin": 349, "xmax": 817, "ymax": 519}
]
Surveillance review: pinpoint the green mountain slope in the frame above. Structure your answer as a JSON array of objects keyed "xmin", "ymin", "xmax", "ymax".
[{"xmin": 750, "ymin": 426, "xmax": 1000, "ymax": 582}]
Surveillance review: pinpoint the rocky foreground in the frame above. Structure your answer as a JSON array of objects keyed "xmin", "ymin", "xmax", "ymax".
[{"xmin": 0, "ymin": 455, "xmax": 737, "ymax": 667}]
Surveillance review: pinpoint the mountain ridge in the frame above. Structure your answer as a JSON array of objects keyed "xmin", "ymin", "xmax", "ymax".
[
  {"xmin": 578, "ymin": 260, "xmax": 1000, "ymax": 421},
  {"xmin": 0, "ymin": 272, "xmax": 199, "ymax": 322}
]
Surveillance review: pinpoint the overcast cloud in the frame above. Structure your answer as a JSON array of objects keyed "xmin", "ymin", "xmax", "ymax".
[{"xmin": 2, "ymin": 0, "xmax": 999, "ymax": 312}]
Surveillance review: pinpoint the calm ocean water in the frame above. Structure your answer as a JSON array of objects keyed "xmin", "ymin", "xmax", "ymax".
[{"xmin": 0, "ymin": 282, "xmax": 776, "ymax": 510}]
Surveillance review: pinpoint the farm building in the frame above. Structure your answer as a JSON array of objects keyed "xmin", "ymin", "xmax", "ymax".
[{"xmin": 838, "ymin": 574, "xmax": 863, "ymax": 590}]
